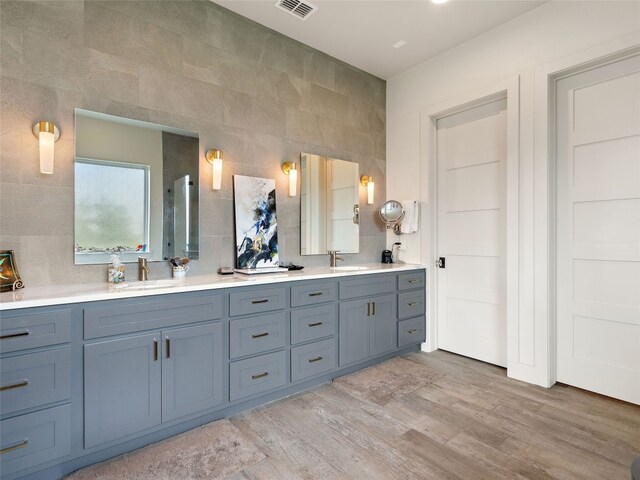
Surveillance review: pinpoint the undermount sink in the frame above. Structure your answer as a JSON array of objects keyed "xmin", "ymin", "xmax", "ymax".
[
  {"xmin": 113, "ymin": 279, "xmax": 184, "ymax": 291},
  {"xmin": 331, "ymin": 266, "xmax": 370, "ymax": 271}
]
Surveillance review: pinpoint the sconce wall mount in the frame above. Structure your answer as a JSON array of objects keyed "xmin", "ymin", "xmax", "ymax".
[
  {"xmin": 32, "ymin": 121, "xmax": 60, "ymax": 175},
  {"xmin": 206, "ymin": 148, "xmax": 223, "ymax": 190},
  {"xmin": 282, "ymin": 161, "xmax": 297, "ymax": 196},
  {"xmin": 360, "ymin": 175, "xmax": 375, "ymax": 205}
]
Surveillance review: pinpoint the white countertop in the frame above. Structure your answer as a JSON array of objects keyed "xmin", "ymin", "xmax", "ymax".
[{"xmin": 0, "ymin": 263, "xmax": 425, "ymax": 311}]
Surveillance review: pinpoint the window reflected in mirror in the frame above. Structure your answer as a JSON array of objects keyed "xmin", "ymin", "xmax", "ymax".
[
  {"xmin": 74, "ymin": 109, "xmax": 199, "ymax": 264},
  {"xmin": 300, "ymin": 153, "xmax": 359, "ymax": 255}
]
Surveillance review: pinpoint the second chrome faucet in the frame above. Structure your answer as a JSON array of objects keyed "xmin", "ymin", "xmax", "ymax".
[{"xmin": 328, "ymin": 250, "xmax": 344, "ymax": 267}]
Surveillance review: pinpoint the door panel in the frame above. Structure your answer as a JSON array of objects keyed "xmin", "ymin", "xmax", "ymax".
[
  {"xmin": 339, "ymin": 299, "xmax": 369, "ymax": 366},
  {"xmin": 556, "ymin": 53, "xmax": 640, "ymax": 404},
  {"xmin": 369, "ymin": 294, "xmax": 396, "ymax": 357},
  {"xmin": 84, "ymin": 333, "xmax": 161, "ymax": 448},
  {"xmin": 436, "ymin": 98, "xmax": 507, "ymax": 367},
  {"xmin": 161, "ymin": 322, "xmax": 223, "ymax": 422}
]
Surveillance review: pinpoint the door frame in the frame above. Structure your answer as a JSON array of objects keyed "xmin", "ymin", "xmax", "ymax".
[
  {"xmin": 537, "ymin": 35, "xmax": 640, "ymax": 387},
  {"xmin": 419, "ymin": 76, "xmax": 520, "ymax": 373}
]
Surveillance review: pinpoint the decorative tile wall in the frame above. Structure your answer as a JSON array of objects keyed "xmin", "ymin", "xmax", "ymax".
[{"xmin": 0, "ymin": 0, "xmax": 386, "ymax": 286}]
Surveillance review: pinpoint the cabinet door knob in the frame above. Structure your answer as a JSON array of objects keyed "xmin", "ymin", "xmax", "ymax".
[
  {"xmin": 153, "ymin": 338, "xmax": 158, "ymax": 361},
  {"xmin": 366, "ymin": 302, "xmax": 371, "ymax": 317},
  {"xmin": 166, "ymin": 336, "xmax": 171, "ymax": 358},
  {"xmin": 372, "ymin": 302, "xmax": 376, "ymax": 316}
]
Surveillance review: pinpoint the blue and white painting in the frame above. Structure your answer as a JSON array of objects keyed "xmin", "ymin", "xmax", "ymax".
[{"xmin": 233, "ymin": 175, "xmax": 279, "ymax": 269}]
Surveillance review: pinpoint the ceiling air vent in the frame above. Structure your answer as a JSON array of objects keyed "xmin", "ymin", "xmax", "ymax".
[{"xmin": 274, "ymin": 0, "xmax": 318, "ymax": 20}]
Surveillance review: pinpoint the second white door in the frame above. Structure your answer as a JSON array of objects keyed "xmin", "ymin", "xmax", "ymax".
[{"xmin": 436, "ymin": 99, "xmax": 507, "ymax": 367}]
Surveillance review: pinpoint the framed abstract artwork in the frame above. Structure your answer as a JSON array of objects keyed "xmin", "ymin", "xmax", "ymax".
[
  {"xmin": 0, "ymin": 250, "xmax": 24, "ymax": 292},
  {"xmin": 233, "ymin": 175, "xmax": 279, "ymax": 269}
]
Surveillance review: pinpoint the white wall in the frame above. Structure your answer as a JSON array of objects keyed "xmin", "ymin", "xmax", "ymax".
[{"xmin": 386, "ymin": 0, "xmax": 640, "ymax": 386}]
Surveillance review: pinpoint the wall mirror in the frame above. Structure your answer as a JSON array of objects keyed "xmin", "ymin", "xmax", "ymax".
[
  {"xmin": 74, "ymin": 109, "xmax": 199, "ymax": 264},
  {"xmin": 300, "ymin": 152, "xmax": 359, "ymax": 255}
]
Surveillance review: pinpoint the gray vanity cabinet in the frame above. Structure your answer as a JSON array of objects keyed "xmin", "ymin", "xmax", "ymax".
[
  {"xmin": 84, "ymin": 333, "xmax": 162, "ymax": 448},
  {"xmin": 84, "ymin": 322, "xmax": 224, "ymax": 448},
  {"xmin": 339, "ymin": 293, "xmax": 397, "ymax": 366},
  {"xmin": 161, "ymin": 322, "xmax": 223, "ymax": 422}
]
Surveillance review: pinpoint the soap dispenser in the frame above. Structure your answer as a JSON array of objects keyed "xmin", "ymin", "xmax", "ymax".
[{"xmin": 108, "ymin": 254, "xmax": 125, "ymax": 284}]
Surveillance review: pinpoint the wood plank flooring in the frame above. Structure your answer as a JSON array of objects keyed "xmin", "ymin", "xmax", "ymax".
[{"xmin": 229, "ymin": 351, "xmax": 640, "ymax": 480}]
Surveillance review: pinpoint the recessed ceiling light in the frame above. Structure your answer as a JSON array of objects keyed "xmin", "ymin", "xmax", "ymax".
[
  {"xmin": 432, "ymin": 0, "xmax": 449, "ymax": 4},
  {"xmin": 393, "ymin": 40, "xmax": 407, "ymax": 49}
]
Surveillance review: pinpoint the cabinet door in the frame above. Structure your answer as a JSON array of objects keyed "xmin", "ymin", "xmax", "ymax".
[
  {"xmin": 369, "ymin": 294, "xmax": 397, "ymax": 357},
  {"xmin": 161, "ymin": 323, "xmax": 223, "ymax": 422},
  {"xmin": 339, "ymin": 298, "xmax": 369, "ymax": 366},
  {"xmin": 84, "ymin": 333, "xmax": 162, "ymax": 449}
]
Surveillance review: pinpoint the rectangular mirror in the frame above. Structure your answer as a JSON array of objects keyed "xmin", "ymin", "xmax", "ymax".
[
  {"xmin": 300, "ymin": 153, "xmax": 359, "ymax": 255},
  {"xmin": 74, "ymin": 109, "xmax": 199, "ymax": 264}
]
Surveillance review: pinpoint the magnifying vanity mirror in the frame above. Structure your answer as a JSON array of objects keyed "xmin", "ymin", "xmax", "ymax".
[
  {"xmin": 74, "ymin": 109, "xmax": 199, "ymax": 264},
  {"xmin": 300, "ymin": 153, "xmax": 359, "ymax": 255},
  {"xmin": 379, "ymin": 200, "xmax": 405, "ymax": 234}
]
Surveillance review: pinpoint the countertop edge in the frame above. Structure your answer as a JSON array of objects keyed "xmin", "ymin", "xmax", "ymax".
[{"xmin": 0, "ymin": 264, "xmax": 427, "ymax": 311}]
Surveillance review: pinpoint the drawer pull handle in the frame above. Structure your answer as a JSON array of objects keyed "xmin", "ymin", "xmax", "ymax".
[
  {"xmin": 367, "ymin": 302, "xmax": 371, "ymax": 317},
  {"xmin": 0, "ymin": 330, "xmax": 29, "ymax": 340},
  {"xmin": 0, "ymin": 439, "xmax": 28, "ymax": 455},
  {"xmin": 166, "ymin": 337, "xmax": 171, "ymax": 359},
  {"xmin": 408, "ymin": 302, "xmax": 418, "ymax": 306},
  {"xmin": 251, "ymin": 372, "xmax": 269, "ymax": 380},
  {"xmin": 308, "ymin": 322, "xmax": 323, "ymax": 327},
  {"xmin": 372, "ymin": 302, "xmax": 376, "ymax": 316},
  {"xmin": 0, "ymin": 380, "xmax": 29, "ymax": 392},
  {"xmin": 251, "ymin": 299, "xmax": 269, "ymax": 304},
  {"xmin": 408, "ymin": 279, "xmax": 419, "ymax": 284},
  {"xmin": 308, "ymin": 356, "xmax": 323, "ymax": 363},
  {"xmin": 252, "ymin": 332, "xmax": 269, "ymax": 339},
  {"xmin": 408, "ymin": 329, "xmax": 419, "ymax": 334},
  {"xmin": 308, "ymin": 292, "xmax": 323, "ymax": 297},
  {"xmin": 153, "ymin": 338, "xmax": 158, "ymax": 361}
]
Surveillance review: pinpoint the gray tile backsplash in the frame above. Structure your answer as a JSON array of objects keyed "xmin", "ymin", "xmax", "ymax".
[{"xmin": 0, "ymin": 0, "xmax": 386, "ymax": 287}]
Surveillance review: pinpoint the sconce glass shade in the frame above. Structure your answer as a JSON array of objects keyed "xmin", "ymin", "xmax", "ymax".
[
  {"xmin": 360, "ymin": 175, "xmax": 374, "ymax": 205},
  {"xmin": 32, "ymin": 121, "xmax": 60, "ymax": 175},
  {"xmin": 282, "ymin": 161, "xmax": 297, "ymax": 196},
  {"xmin": 206, "ymin": 149, "xmax": 223, "ymax": 190}
]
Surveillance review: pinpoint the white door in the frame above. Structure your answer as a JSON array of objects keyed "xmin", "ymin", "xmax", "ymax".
[
  {"xmin": 436, "ymin": 99, "xmax": 507, "ymax": 367},
  {"xmin": 556, "ymin": 54, "xmax": 640, "ymax": 404}
]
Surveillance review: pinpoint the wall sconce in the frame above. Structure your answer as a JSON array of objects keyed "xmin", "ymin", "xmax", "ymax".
[
  {"xmin": 32, "ymin": 121, "xmax": 60, "ymax": 175},
  {"xmin": 360, "ymin": 175, "xmax": 374, "ymax": 205},
  {"xmin": 205, "ymin": 149, "xmax": 223, "ymax": 190},
  {"xmin": 282, "ymin": 161, "xmax": 297, "ymax": 196}
]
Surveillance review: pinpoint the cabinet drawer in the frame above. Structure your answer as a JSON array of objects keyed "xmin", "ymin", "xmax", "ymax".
[
  {"xmin": 339, "ymin": 275, "xmax": 396, "ymax": 300},
  {"xmin": 229, "ymin": 312, "xmax": 286, "ymax": 359},
  {"xmin": 398, "ymin": 317, "xmax": 426, "ymax": 347},
  {"xmin": 290, "ymin": 281, "xmax": 336, "ymax": 307},
  {"xmin": 291, "ymin": 304, "xmax": 337, "ymax": 345},
  {"xmin": 398, "ymin": 290, "xmax": 426, "ymax": 320},
  {"xmin": 1, "ymin": 347, "xmax": 71, "ymax": 417},
  {"xmin": 229, "ymin": 287, "xmax": 286, "ymax": 317},
  {"xmin": 291, "ymin": 338, "xmax": 336, "ymax": 382},
  {"xmin": 0, "ymin": 309, "xmax": 71, "ymax": 353},
  {"xmin": 229, "ymin": 351, "xmax": 286, "ymax": 401},
  {"xmin": 84, "ymin": 293, "xmax": 222, "ymax": 339},
  {"xmin": 398, "ymin": 271, "xmax": 426, "ymax": 291},
  {"xmin": 0, "ymin": 404, "xmax": 71, "ymax": 477}
]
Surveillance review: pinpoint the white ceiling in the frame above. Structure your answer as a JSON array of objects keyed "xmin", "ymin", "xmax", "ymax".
[{"xmin": 213, "ymin": 0, "xmax": 548, "ymax": 79}]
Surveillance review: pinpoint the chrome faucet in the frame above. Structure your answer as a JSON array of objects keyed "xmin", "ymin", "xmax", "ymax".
[
  {"xmin": 138, "ymin": 257, "xmax": 149, "ymax": 281},
  {"xmin": 328, "ymin": 250, "xmax": 344, "ymax": 268}
]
